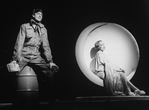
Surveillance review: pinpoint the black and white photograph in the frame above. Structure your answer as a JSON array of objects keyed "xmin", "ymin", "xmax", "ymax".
[{"xmin": 0, "ymin": 0, "xmax": 149, "ymax": 110}]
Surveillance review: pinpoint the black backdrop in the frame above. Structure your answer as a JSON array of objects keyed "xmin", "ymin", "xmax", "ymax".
[{"xmin": 0, "ymin": 0, "xmax": 149, "ymax": 102}]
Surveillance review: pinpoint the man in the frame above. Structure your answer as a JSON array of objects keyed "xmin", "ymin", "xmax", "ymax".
[
  {"xmin": 12, "ymin": 8, "xmax": 58, "ymax": 77},
  {"xmin": 91, "ymin": 40, "xmax": 145, "ymax": 96},
  {"xmin": 11, "ymin": 8, "xmax": 59, "ymax": 102}
]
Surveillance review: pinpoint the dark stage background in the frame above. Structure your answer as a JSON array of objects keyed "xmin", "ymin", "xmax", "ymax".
[{"xmin": 0, "ymin": 0, "xmax": 149, "ymax": 102}]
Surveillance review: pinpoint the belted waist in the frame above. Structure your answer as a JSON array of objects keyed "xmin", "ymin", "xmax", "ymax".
[
  {"xmin": 22, "ymin": 46, "xmax": 40, "ymax": 54},
  {"xmin": 24, "ymin": 54, "xmax": 38, "ymax": 59},
  {"xmin": 21, "ymin": 46, "xmax": 40, "ymax": 60},
  {"xmin": 22, "ymin": 46, "xmax": 39, "ymax": 51}
]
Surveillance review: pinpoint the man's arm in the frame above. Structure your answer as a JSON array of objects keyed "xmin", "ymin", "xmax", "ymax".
[
  {"xmin": 13, "ymin": 24, "xmax": 26, "ymax": 62},
  {"xmin": 42, "ymin": 28, "xmax": 53, "ymax": 63}
]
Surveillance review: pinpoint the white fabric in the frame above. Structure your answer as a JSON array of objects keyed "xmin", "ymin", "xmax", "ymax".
[{"xmin": 7, "ymin": 61, "xmax": 20, "ymax": 72}]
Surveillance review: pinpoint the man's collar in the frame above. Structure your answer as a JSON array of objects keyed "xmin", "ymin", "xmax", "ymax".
[{"xmin": 30, "ymin": 19, "xmax": 44, "ymax": 28}]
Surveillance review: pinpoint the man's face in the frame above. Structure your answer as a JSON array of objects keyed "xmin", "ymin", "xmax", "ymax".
[{"xmin": 33, "ymin": 12, "xmax": 43, "ymax": 22}]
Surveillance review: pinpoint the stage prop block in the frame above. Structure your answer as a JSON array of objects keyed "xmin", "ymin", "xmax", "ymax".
[{"xmin": 16, "ymin": 66, "xmax": 39, "ymax": 105}]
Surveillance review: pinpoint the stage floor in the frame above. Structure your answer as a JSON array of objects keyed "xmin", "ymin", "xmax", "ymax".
[
  {"xmin": 76, "ymin": 95, "xmax": 149, "ymax": 102},
  {"xmin": 1, "ymin": 96, "xmax": 149, "ymax": 110}
]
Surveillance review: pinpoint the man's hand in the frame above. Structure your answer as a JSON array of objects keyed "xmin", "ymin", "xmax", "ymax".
[
  {"xmin": 50, "ymin": 62, "xmax": 57, "ymax": 68},
  {"xmin": 50, "ymin": 62, "xmax": 59, "ymax": 72},
  {"xmin": 7, "ymin": 60, "xmax": 20, "ymax": 72}
]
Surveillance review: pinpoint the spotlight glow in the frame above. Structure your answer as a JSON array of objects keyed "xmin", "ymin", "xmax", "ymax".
[{"xmin": 75, "ymin": 23, "xmax": 139, "ymax": 86}]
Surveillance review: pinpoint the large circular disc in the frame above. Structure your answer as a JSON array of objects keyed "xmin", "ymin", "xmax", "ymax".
[{"xmin": 75, "ymin": 23, "xmax": 139, "ymax": 86}]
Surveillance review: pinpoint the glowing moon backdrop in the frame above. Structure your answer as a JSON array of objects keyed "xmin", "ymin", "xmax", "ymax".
[{"xmin": 76, "ymin": 23, "xmax": 139, "ymax": 86}]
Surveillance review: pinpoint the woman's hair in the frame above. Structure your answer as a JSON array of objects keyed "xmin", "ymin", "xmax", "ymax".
[{"xmin": 94, "ymin": 40, "xmax": 103, "ymax": 49}]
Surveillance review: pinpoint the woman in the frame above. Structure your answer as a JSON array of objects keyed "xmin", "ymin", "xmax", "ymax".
[{"xmin": 91, "ymin": 40, "xmax": 145, "ymax": 96}]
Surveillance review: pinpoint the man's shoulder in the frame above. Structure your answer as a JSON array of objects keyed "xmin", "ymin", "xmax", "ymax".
[
  {"xmin": 39, "ymin": 23, "xmax": 45, "ymax": 28},
  {"xmin": 21, "ymin": 23, "xmax": 31, "ymax": 28},
  {"xmin": 40, "ymin": 23, "xmax": 47, "ymax": 31}
]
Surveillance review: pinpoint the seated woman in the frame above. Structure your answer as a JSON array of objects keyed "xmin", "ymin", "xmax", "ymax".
[{"xmin": 91, "ymin": 40, "xmax": 145, "ymax": 96}]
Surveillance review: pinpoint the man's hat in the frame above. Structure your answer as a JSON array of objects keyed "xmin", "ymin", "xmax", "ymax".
[{"xmin": 32, "ymin": 8, "xmax": 43, "ymax": 15}]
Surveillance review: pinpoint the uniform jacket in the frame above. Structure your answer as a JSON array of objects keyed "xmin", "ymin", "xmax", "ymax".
[{"xmin": 13, "ymin": 19, "xmax": 52, "ymax": 63}]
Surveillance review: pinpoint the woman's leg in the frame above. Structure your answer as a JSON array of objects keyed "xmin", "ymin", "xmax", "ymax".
[
  {"xmin": 120, "ymin": 73, "xmax": 133, "ymax": 95},
  {"xmin": 120, "ymin": 73, "xmax": 145, "ymax": 95},
  {"xmin": 126, "ymin": 80, "xmax": 139, "ymax": 91}
]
